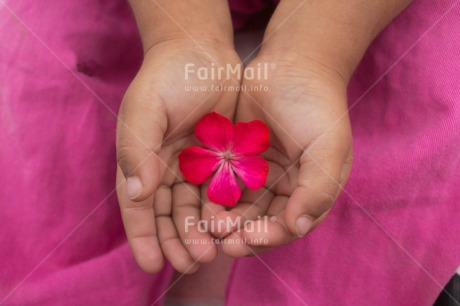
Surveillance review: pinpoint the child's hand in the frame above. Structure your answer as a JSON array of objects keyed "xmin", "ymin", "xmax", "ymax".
[
  {"xmin": 118, "ymin": 0, "xmax": 411, "ymax": 269},
  {"xmin": 116, "ymin": 39, "xmax": 241, "ymax": 272},
  {"xmin": 203, "ymin": 0, "xmax": 410, "ymax": 257},
  {"xmin": 208, "ymin": 56, "xmax": 353, "ymax": 256}
]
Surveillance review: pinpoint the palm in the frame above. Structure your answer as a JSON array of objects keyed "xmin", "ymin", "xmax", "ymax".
[{"xmin": 138, "ymin": 44, "xmax": 239, "ymax": 185}]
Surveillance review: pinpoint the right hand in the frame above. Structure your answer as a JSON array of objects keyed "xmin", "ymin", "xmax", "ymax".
[{"xmin": 116, "ymin": 39, "xmax": 241, "ymax": 273}]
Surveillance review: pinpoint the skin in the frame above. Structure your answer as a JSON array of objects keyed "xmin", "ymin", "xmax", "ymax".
[
  {"xmin": 116, "ymin": 0, "xmax": 239, "ymax": 273},
  {"xmin": 117, "ymin": 0, "xmax": 413, "ymax": 272},
  {"xmin": 207, "ymin": 0, "xmax": 414, "ymax": 256}
]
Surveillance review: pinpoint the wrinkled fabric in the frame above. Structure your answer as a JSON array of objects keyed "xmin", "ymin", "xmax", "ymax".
[
  {"xmin": 0, "ymin": 1, "xmax": 174, "ymax": 305},
  {"xmin": 0, "ymin": 0, "xmax": 459, "ymax": 306}
]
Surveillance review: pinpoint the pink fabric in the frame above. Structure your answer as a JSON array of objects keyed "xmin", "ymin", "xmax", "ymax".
[
  {"xmin": 0, "ymin": 1, "xmax": 174, "ymax": 305},
  {"xmin": 228, "ymin": 0, "xmax": 278, "ymax": 30},
  {"xmin": 0, "ymin": 0, "xmax": 458, "ymax": 306}
]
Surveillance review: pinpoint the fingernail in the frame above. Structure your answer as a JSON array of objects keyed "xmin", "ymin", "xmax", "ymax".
[
  {"xmin": 295, "ymin": 215, "xmax": 314, "ymax": 237},
  {"xmin": 127, "ymin": 177, "xmax": 142, "ymax": 200}
]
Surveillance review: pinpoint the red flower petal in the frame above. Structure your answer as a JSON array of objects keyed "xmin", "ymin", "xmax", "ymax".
[
  {"xmin": 232, "ymin": 155, "xmax": 269, "ymax": 190},
  {"xmin": 195, "ymin": 112, "xmax": 234, "ymax": 152},
  {"xmin": 178, "ymin": 146, "xmax": 222, "ymax": 184},
  {"xmin": 232, "ymin": 120, "xmax": 269, "ymax": 155},
  {"xmin": 207, "ymin": 162, "xmax": 241, "ymax": 207}
]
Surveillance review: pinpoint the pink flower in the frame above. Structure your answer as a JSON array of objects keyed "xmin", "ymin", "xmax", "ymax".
[{"xmin": 178, "ymin": 112, "xmax": 270, "ymax": 207}]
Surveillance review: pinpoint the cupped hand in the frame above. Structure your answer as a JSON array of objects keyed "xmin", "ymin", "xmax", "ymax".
[
  {"xmin": 207, "ymin": 56, "xmax": 353, "ymax": 257},
  {"xmin": 116, "ymin": 39, "xmax": 241, "ymax": 273}
]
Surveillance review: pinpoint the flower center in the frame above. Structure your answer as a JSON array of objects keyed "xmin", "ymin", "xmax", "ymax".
[{"xmin": 223, "ymin": 151, "xmax": 233, "ymax": 162}]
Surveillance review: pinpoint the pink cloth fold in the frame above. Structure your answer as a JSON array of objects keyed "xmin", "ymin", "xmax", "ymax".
[{"xmin": 0, "ymin": 1, "xmax": 172, "ymax": 304}]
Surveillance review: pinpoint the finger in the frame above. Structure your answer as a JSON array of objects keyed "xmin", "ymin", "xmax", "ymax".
[
  {"xmin": 223, "ymin": 198, "xmax": 290, "ymax": 256},
  {"xmin": 339, "ymin": 146, "xmax": 353, "ymax": 190},
  {"xmin": 224, "ymin": 209, "xmax": 331, "ymax": 257},
  {"xmin": 221, "ymin": 231, "xmax": 273, "ymax": 257},
  {"xmin": 285, "ymin": 141, "xmax": 350, "ymax": 238},
  {"xmin": 211, "ymin": 188, "xmax": 273, "ymax": 238},
  {"xmin": 116, "ymin": 167, "xmax": 164, "ymax": 273},
  {"xmin": 242, "ymin": 209, "xmax": 296, "ymax": 247},
  {"xmin": 173, "ymin": 183, "xmax": 217, "ymax": 263},
  {"xmin": 200, "ymin": 182, "xmax": 227, "ymax": 237},
  {"xmin": 266, "ymin": 195, "xmax": 289, "ymax": 216},
  {"xmin": 116, "ymin": 86, "xmax": 167, "ymax": 202},
  {"xmin": 242, "ymin": 211, "xmax": 329, "ymax": 252},
  {"xmin": 295, "ymin": 147, "xmax": 352, "ymax": 234},
  {"xmin": 309, "ymin": 208, "xmax": 331, "ymax": 232},
  {"xmin": 154, "ymin": 185, "xmax": 200, "ymax": 274}
]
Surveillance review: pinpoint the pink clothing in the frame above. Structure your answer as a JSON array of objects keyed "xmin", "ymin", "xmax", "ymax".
[
  {"xmin": 228, "ymin": 0, "xmax": 278, "ymax": 30},
  {"xmin": 0, "ymin": 0, "xmax": 459, "ymax": 305}
]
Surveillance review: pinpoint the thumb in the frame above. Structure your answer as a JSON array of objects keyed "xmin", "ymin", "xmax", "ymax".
[
  {"xmin": 285, "ymin": 144, "xmax": 351, "ymax": 237},
  {"xmin": 116, "ymin": 89, "xmax": 167, "ymax": 201}
]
